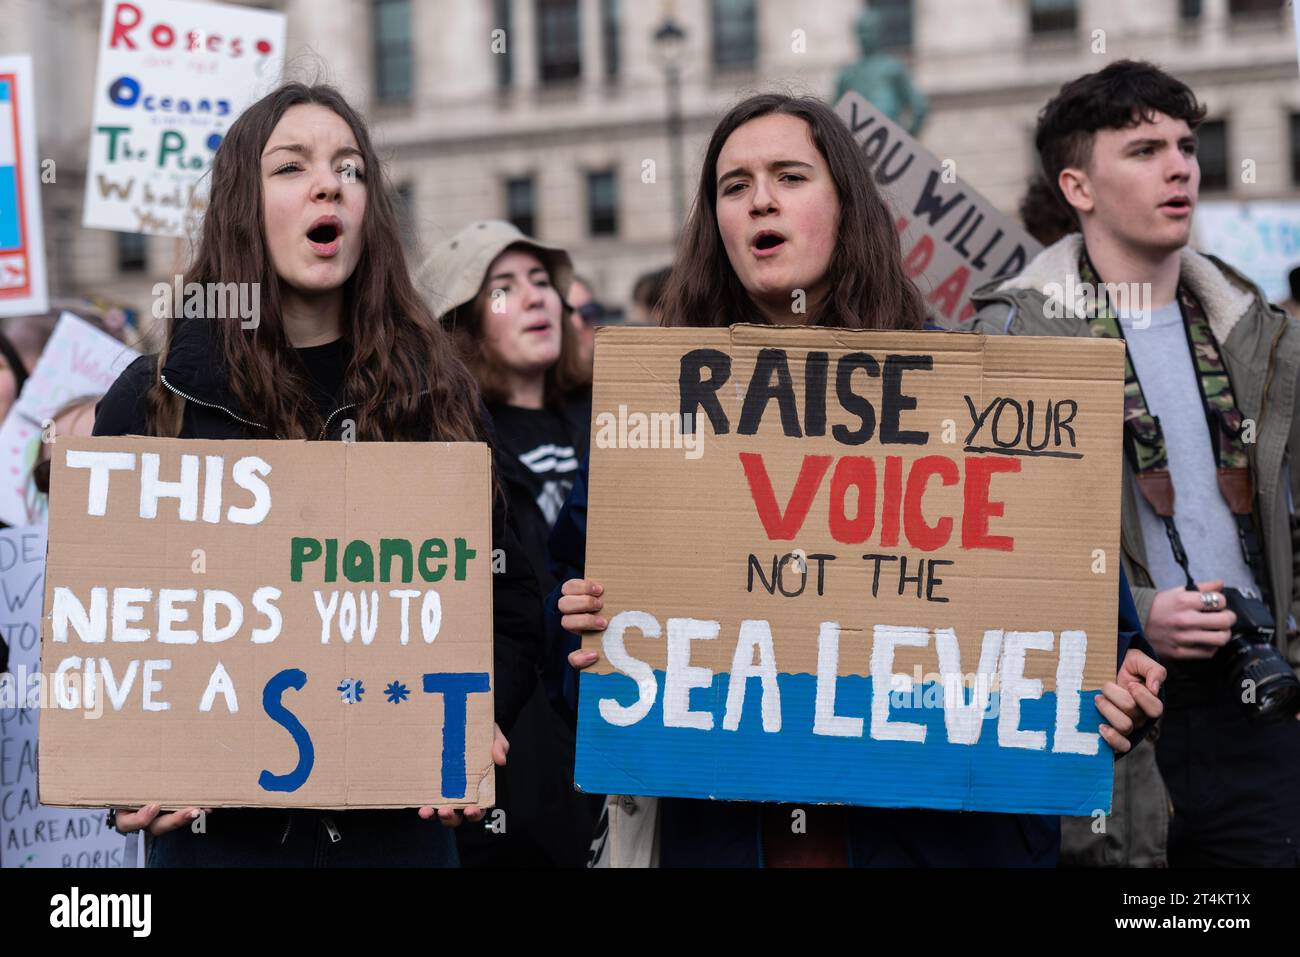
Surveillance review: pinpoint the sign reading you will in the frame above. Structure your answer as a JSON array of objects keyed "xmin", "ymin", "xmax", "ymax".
[
  {"xmin": 39, "ymin": 438, "xmax": 495, "ymax": 810},
  {"xmin": 834, "ymin": 91, "xmax": 1043, "ymax": 328},
  {"xmin": 576, "ymin": 326, "xmax": 1125, "ymax": 815}
]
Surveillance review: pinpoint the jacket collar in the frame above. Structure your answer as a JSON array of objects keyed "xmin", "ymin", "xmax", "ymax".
[
  {"xmin": 160, "ymin": 318, "xmax": 244, "ymax": 412},
  {"xmin": 980, "ymin": 232, "xmax": 1262, "ymax": 342}
]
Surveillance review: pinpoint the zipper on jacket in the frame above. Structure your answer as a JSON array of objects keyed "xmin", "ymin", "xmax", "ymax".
[
  {"xmin": 322, "ymin": 815, "xmax": 342, "ymax": 843},
  {"xmin": 161, "ymin": 374, "xmax": 274, "ymax": 435},
  {"xmin": 319, "ymin": 402, "xmax": 357, "ymax": 441},
  {"xmin": 164, "ymin": 374, "xmax": 361, "ymax": 442}
]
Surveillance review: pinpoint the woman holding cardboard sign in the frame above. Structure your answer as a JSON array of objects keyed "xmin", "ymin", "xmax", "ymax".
[
  {"xmin": 93, "ymin": 83, "xmax": 542, "ymax": 866},
  {"xmin": 550, "ymin": 93, "xmax": 1165, "ymax": 867}
]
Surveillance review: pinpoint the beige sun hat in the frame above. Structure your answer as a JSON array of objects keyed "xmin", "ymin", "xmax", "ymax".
[{"xmin": 419, "ymin": 220, "xmax": 575, "ymax": 323}]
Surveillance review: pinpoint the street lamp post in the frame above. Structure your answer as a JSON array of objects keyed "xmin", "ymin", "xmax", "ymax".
[{"xmin": 653, "ymin": 15, "xmax": 688, "ymax": 235}]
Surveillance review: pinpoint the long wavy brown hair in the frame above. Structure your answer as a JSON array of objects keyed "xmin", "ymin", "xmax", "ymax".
[
  {"xmin": 661, "ymin": 93, "xmax": 926, "ymax": 331},
  {"xmin": 144, "ymin": 83, "xmax": 485, "ymax": 443}
]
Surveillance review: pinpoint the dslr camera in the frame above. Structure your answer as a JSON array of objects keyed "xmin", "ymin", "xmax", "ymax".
[{"xmin": 1215, "ymin": 587, "xmax": 1300, "ymax": 721}]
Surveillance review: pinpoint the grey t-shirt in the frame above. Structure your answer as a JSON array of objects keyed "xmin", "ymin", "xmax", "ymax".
[{"xmin": 1118, "ymin": 301, "xmax": 1261, "ymax": 596}]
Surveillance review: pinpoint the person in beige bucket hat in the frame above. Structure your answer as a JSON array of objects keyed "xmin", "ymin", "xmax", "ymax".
[{"xmin": 422, "ymin": 220, "xmax": 596, "ymax": 868}]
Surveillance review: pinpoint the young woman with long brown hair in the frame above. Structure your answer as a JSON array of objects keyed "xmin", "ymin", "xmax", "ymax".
[
  {"xmin": 547, "ymin": 93, "xmax": 1162, "ymax": 867},
  {"xmin": 93, "ymin": 83, "xmax": 542, "ymax": 867}
]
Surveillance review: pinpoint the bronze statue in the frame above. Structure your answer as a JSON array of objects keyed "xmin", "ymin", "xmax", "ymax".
[{"xmin": 833, "ymin": 8, "xmax": 928, "ymax": 136}]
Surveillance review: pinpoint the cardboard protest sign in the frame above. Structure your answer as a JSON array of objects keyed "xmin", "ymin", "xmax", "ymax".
[
  {"xmin": 0, "ymin": 312, "xmax": 140, "ymax": 528},
  {"xmin": 575, "ymin": 326, "xmax": 1125, "ymax": 815},
  {"xmin": 82, "ymin": 0, "xmax": 286, "ymax": 236},
  {"xmin": 834, "ymin": 91, "xmax": 1043, "ymax": 327},
  {"xmin": 0, "ymin": 55, "xmax": 48, "ymax": 318},
  {"xmin": 1194, "ymin": 200, "xmax": 1300, "ymax": 304},
  {"xmin": 0, "ymin": 527, "xmax": 137, "ymax": 867},
  {"xmin": 39, "ymin": 438, "xmax": 496, "ymax": 810}
]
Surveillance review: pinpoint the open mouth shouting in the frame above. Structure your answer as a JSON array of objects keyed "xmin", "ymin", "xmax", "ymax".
[
  {"xmin": 306, "ymin": 215, "xmax": 344, "ymax": 257},
  {"xmin": 1158, "ymin": 195, "xmax": 1192, "ymax": 218},
  {"xmin": 751, "ymin": 229, "xmax": 787, "ymax": 258}
]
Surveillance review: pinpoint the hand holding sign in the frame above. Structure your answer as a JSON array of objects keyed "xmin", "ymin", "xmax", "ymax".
[{"xmin": 1096, "ymin": 649, "xmax": 1165, "ymax": 754}]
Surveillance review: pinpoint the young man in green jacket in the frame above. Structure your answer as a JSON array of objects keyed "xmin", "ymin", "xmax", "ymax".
[{"xmin": 971, "ymin": 60, "xmax": 1300, "ymax": 868}]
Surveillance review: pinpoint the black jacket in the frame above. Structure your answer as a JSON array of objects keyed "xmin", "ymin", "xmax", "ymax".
[{"xmin": 93, "ymin": 319, "xmax": 542, "ymax": 735}]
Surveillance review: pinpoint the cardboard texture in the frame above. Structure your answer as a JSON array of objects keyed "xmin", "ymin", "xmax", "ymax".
[
  {"xmin": 576, "ymin": 326, "xmax": 1125, "ymax": 815},
  {"xmin": 38, "ymin": 437, "xmax": 495, "ymax": 810},
  {"xmin": 0, "ymin": 55, "xmax": 49, "ymax": 318},
  {"xmin": 833, "ymin": 91, "xmax": 1043, "ymax": 327},
  {"xmin": 0, "ymin": 312, "xmax": 140, "ymax": 528},
  {"xmin": 82, "ymin": 0, "xmax": 286, "ymax": 236},
  {"xmin": 1, "ymin": 525, "xmax": 139, "ymax": 867}
]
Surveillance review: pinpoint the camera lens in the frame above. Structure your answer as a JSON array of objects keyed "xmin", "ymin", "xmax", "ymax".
[{"xmin": 1220, "ymin": 637, "xmax": 1300, "ymax": 722}]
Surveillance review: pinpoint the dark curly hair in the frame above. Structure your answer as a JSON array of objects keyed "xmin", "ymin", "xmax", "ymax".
[{"xmin": 1036, "ymin": 60, "xmax": 1207, "ymax": 208}]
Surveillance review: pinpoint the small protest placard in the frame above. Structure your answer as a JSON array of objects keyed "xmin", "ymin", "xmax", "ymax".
[
  {"xmin": 834, "ymin": 91, "xmax": 1043, "ymax": 327},
  {"xmin": 1, "ymin": 526, "xmax": 135, "ymax": 867},
  {"xmin": 575, "ymin": 326, "xmax": 1124, "ymax": 815},
  {"xmin": 1194, "ymin": 200, "xmax": 1300, "ymax": 304},
  {"xmin": 0, "ymin": 55, "xmax": 49, "ymax": 318},
  {"xmin": 39, "ymin": 438, "xmax": 496, "ymax": 810},
  {"xmin": 82, "ymin": 0, "xmax": 286, "ymax": 236}
]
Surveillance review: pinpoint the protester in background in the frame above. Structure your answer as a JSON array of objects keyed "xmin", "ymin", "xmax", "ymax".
[
  {"xmin": 30, "ymin": 394, "xmax": 100, "ymax": 501},
  {"xmin": 429, "ymin": 219, "xmax": 595, "ymax": 868},
  {"xmin": 0, "ymin": 329, "xmax": 30, "ymax": 428},
  {"xmin": 629, "ymin": 266, "xmax": 671, "ymax": 326},
  {"xmin": 1018, "ymin": 174, "xmax": 1080, "ymax": 247},
  {"xmin": 1277, "ymin": 265, "xmax": 1300, "ymax": 323},
  {"xmin": 92, "ymin": 82, "xmax": 542, "ymax": 867},
  {"xmin": 548, "ymin": 92, "xmax": 1164, "ymax": 867},
  {"xmin": 972, "ymin": 60, "xmax": 1300, "ymax": 868},
  {"xmin": 1, "ymin": 314, "xmax": 55, "ymax": 374},
  {"xmin": 565, "ymin": 275, "xmax": 600, "ymax": 372}
]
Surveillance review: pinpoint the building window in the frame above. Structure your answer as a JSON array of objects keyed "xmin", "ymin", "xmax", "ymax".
[
  {"xmin": 116, "ymin": 232, "xmax": 146, "ymax": 273},
  {"xmin": 537, "ymin": 0, "xmax": 581, "ymax": 84},
  {"xmin": 1029, "ymin": 0, "xmax": 1077, "ymax": 35},
  {"xmin": 494, "ymin": 0, "xmax": 513, "ymax": 89},
  {"xmin": 874, "ymin": 0, "xmax": 914, "ymax": 50},
  {"xmin": 507, "ymin": 176, "xmax": 537, "ymax": 236},
  {"xmin": 1289, "ymin": 114, "xmax": 1300, "ymax": 185},
  {"xmin": 587, "ymin": 170, "xmax": 618, "ymax": 237},
  {"xmin": 1198, "ymin": 119, "xmax": 1228, "ymax": 192},
  {"xmin": 601, "ymin": 0, "xmax": 620, "ymax": 79},
  {"xmin": 1180, "ymin": 0, "xmax": 1202, "ymax": 18},
  {"xmin": 1228, "ymin": 0, "xmax": 1284, "ymax": 15},
  {"xmin": 373, "ymin": 0, "xmax": 413, "ymax": 104},
  {"xmin": 712, "ymin": 0, "xmax": 757, "ymax": 70},
  {"xmin": 394, "ymin": 182, "xmax": 415, "ymax": 251}
]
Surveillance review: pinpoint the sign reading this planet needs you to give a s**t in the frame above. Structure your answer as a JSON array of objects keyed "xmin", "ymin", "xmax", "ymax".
[
  {"xmin": 38, "ymin": 438, "xmax": 495, "ymax": 810},
  {"xmin": 576, "ymin": 326, "xmax": 1125, "ymax": 815}
]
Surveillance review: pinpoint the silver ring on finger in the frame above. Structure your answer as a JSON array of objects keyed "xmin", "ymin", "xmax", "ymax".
[{"xmin": 1200, "ymin": 591, "xmax": 1219, "ymax": 610}]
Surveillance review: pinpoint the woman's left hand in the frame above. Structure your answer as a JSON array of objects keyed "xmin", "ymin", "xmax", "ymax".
[{"xmin": 417, "ymin": 723, "xmax": 509, "ymax": 826}]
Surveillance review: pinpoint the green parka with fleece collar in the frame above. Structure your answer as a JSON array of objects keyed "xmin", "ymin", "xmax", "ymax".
[
  {"xmin": 970, "ymin": 233, "xmax": 1300, "ymax": 666},
  {"xmin": 969, "ymin": 233, "xmax": 1300, "ymax": 868}
]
